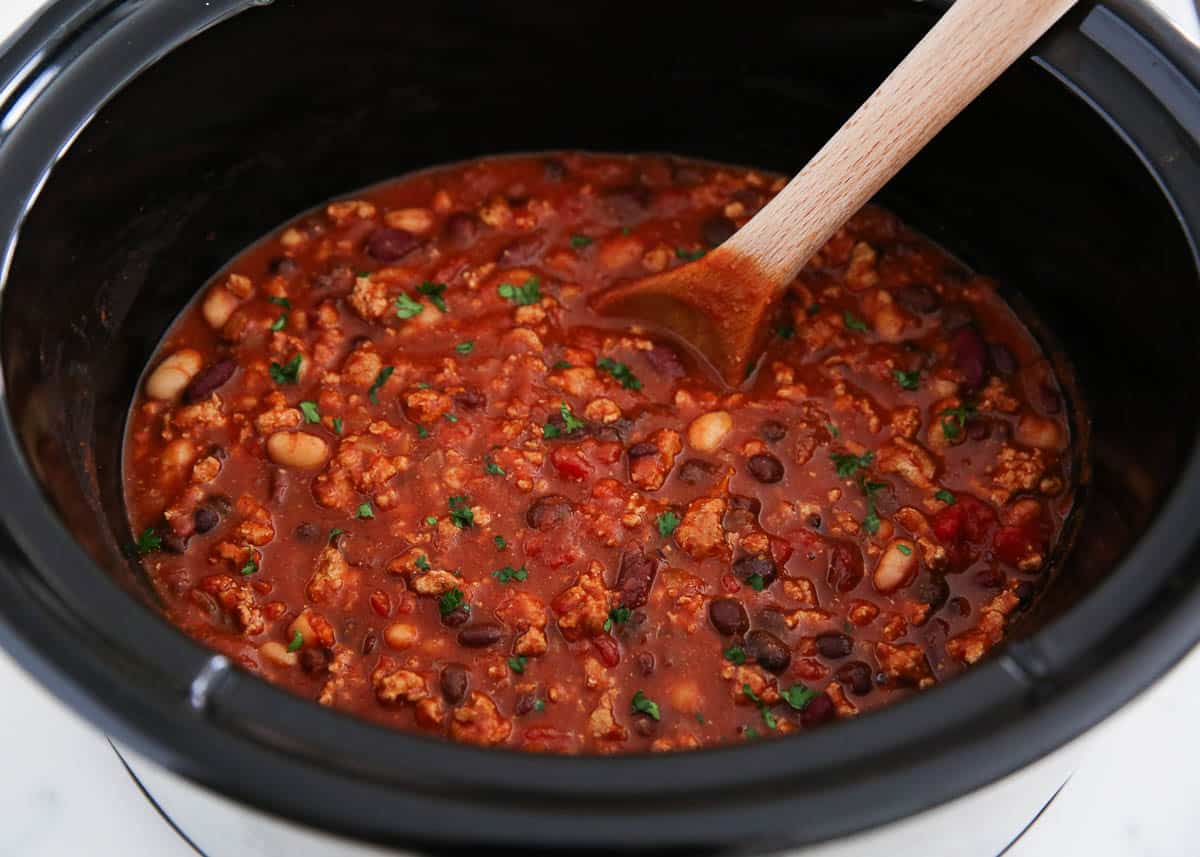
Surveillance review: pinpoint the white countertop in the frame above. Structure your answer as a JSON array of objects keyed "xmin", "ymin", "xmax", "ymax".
[{"xmin": 1, "ymin": 1, "xmax": 1198, "ymax": 855}]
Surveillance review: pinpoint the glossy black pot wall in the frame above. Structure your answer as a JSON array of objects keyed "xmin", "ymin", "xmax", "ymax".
[{"xmin": 0, "ymin": 0, "xmax": 1198, "ymax": 852}]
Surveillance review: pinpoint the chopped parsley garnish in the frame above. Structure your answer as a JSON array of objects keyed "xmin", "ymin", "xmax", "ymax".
[
  {"xmin": 532, "ymin": 698, "xmax": 545, "ymax": 712},
  {"xmin": 780, "ymin": 684, "xmax": 819, "ymax": 711},
  {"xmin": 831, "ymin": 451, "xmax": 874, "ymax": 479},
  {"xmin": 940, "ymin": 403, "xmax": 977, "ymax": 440},
  {"xmin": 747, "ymin": 573, "xmax": 765, "ymax": 592},
  {"xmin": 417, "ymin": 280, "xmax": 448, "ymax": 313},
  {"xmin": 414, "ymin": 554, "xmax": 431, "ymax": 571},
  {"xmin": 631, "ymin": 690, "xmax": 661, "ymax": 721},
  {"xmin": 356, "ymin": 502, "xmax": 374, "ymax": 519},
  {"xmin": 744, "ymin": 726, "xmax": 760, "ymax": 739},
  {"xmin": 621, "ymin": 226, "xmax": 632, "ymax": 236},
  {"xmin": 299, "ymin": 401, "xmax": 321, "ymax": 423},
  {"xmin": 543, "ymin": 424, "xmax": 560, "ymax": 440},
  {"xmin": 448, "ymin": 495, "xmax": 474, "ymax": 528},
  {"xmin": 560, "ymin": 402, "xmax": 585, "ymax": 432},
  {"xmin": 269, "ymin": 354, "xmax": 302, "ymax": 385},
  {"xmin": 843, "ymin": 311, "xmax": 869, "ymax": 333},
  {"xmin": 493, "ymin": 565, "xmax": 528, "ymax": 584},
  {"xmin": 508, "ymin": 655, "xmax": 527, "ymax": 674},
  {"xmin": 438, "ymin": 587, "xmax": 466, "ymax": 617},
  {"xmin": 497, "ymin": 275, "xmax": 541, "ymax": 306},
  {"xmin": 552, "ymin": 360, "xmax": 572, "ymax": 370},
  {"xmin": 603, "ymin": 606, "xmax": 632, "ymax": 632},
  {"xmin": 775, "ymin": 322, "xmax": 796, "ymax": 340},
  {"xmin": 328, "ymin": 527, "xmax": 344, "ymax": 542},
  {"xmin": 897, "ymin": 543, "xmax": 913, "ymax": 556},
  {"xmin": 332, "ymin": 417, "xmax": 343, "ymax": 434},
  {"xmin": 417, "ymin": 425, "xmax": 430, "ymax": 439},
  {"xmin": 656, "ymin": 510, "xmax": 681, "ymax": 538},
  {"xmin": 425, "ymin": 515, "xmax": 438, "ymax": 526},
  {"xmin": 935, "ymin": 489, "xmax": 956, "ymax": 505},
  {"xmin": 695, "ymin": 712, "xmax": 706, "ymax": 725},
  {"xmin": 826, "ymin": 422, "xmax": 841, "ymax": 438},
  {"xmin": 861, "ymin": 479, "xmax": 887, "ymax": 536},
  {"xmin": 287, "ymin": 630, "xmax": 304, "ymax": 652},
  {"xmin": 893, "ymin": 368, "xmax": 920, "ymax": 390},
  {"xmin": 675, "ymin": 247, "xmax": 706, "ymax": 261},
  {"xmin": 808, "ymin": 303, "xmax": 822, "ymax": 315},
  {"xmin": 570, "ymin": 234, "xmax": 593, "ymax": 248},
  {"xmin": 444, "ymin": 413, "xmax": 458, "ymax": 424},
  {"xmin": 394, "ymin": 293, "xmax": 423, "ymax": 318},
  {"xmin": 240, "ymin": 554, "xmax": 258, "ymax": 576},
  {"xmin": 368, "ymin": 366, "xmax": 394, "ymax": 404},
  {"xmin": 416, "ymin": 382, "xmax": 431, "ymax": 389},
  {"xmin": 741, "ymin": 683, "xmax": 777, "ymax": 729},
  {"xmin": 484, "ymin": 456, "xmax": 505, "ymax": 476},
  {"xmin": 269, "ymin": 296, "xmax": 292, "ymax": 308},
  {"xmin": 494, "ymin": 535, "xmax": 508, "ymax": 551},
  {"xmin": 270, "ymin": 313, "xmax": 287, "ymax": 331},
  {"xmin": 135, "ymin": 527, "xmax": 162, "ymax": 555},
  {"xmin": 724, "ymin": 644, "xmax": 747, "ymax": 665},
  {"xmin": 596, "ymin": 357, "xmax": 642, "ymax": 390},
  {"xmin": 455, "ymin": 340, "xmax": 474, "ymax": 355}
]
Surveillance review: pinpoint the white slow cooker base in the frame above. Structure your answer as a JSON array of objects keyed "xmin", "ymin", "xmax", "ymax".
[{"xmin": 113, "ymin": 736, "xmax": 1082, "ymax": 857}]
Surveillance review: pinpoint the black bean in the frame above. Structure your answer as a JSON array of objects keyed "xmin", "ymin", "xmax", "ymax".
[
  {"xmin": 453, "ymin": 389, "xmax": 486, "ymax": 410},
  {"xmin": 299, "ymin": 648, "xmax": 328, "ymax": 675},
  {"xmin": 636, "ymin": 652, "xmax": 655, "ymax": 675},
  {"xmin": 457, "ymin": 623, "xmax": 503, "ymax": 648},
  {"xmin": 759, "ymin": 420, "xmax": 787, "ymax": 442},
  {"xmin": 989, "ymin": 343, "xmax": 1017, "ymax": 375},
  {"xmin": 440, "ymin": 663, "xmax": 470, "ymax": 705},
  {"xmin": 294, "ymin": 522, "xmax": 319, "ymax": 540},
  {"xmin": 835, "ymin": 661, "xmax": 873, "ymax": 695},
  {"xmin": 193, "ymin": 506, "xmax": 220, "ymax": 534},
  {"xmin": 815, "ymin": 632, "xmax": 854, "ymax": 659},
  {"xmin": 442, "ymin": 607, "xmax": 470, "ymax": 628},
  {"xmin": 913, "ymin": 576, "xmax": 950, "ymax": 612},
  {"xmin": 542, "ymin": 158, "xmax": 568, "ymax": 181},
  {"xmin": 443, "ymin": 211, "xmax": 480, "ymax": 247},
  {"xmin": 183, "ymin": 359, "xmax": 237, "ymax": 403},
  {"xmin": 616, "ymin": 547, "xmax": 662, "ymax": 609},
  {"xmin": 526, "ymin": 494, "xmax": 573, "ymax": 530},
  {"xmin": 678, "ymin": 458, "xmax": 718, "ymax": 485},
  {"xmin": 732, "ymin": 554, "xmax": 778, "ymax": 588},
  {"xmin": 896, "ymin": 284, "xmax": 940, "ymax": 314},
  {"xmin": 366, "ymin": 227, "xmax": 419, "ymax": 262},
  {"xmin": 708, "ymin": 598, "xmax": 750, "ymax": 636},
  {"xmin": 701, "ymin": 215, "xmax": 736, "ymax": 247},
  {"xmin": 827, "ymin": 543, "xmax": 864, "ymax": 593},
  {"xmin": 800, "ymin": 693, "xmax": 835, "ymax": 728},
  {"xmin": 745, "ymin": 629, "xmax": 791, "ymax": 674},
  {"xmin": 631, "ymin": 712, "xmax": 658, "ymax": 738},
  {"xmin": 627, "ymin": 441, "xmax": 658, "ymax": 459},
  {"xmin": 747, "ymin": 453, "xmax": 785, "ymax": 484},
  {"xmin": 361, "ymin": 630, "xmax": 378, "ymax": 656},
  {"xmin": 514, "ymin": 690, "xmax": 538, "ymax": 716}
]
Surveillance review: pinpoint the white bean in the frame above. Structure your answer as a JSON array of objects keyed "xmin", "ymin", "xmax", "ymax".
[
  {"xmin": 260, "ymin": 641, "xmax": 298, "ymax": 668},
  {"xmin": 688, "ymin": 410, "xmax": 733, "ymax": 452},
  {"xmin": 202, "ymin": 286, "xmax": 241, "ymax": 329},
  {"xmin": 161, "ymin": 438, "xmax": 197, "ymax": 471},
  {"xmin": 384, "ymin": 623, "xmax": 419, "ymax": 650},
  {"xmin": 873, "ymin": 539, "xmax": 918, "ymax": 593},
  {"xmin": 384, "ymin": 208, "xmax": 434, "ymax": 234},
  {"xmin": 145, "ymin": 348, "xmax": 203, "ymax": 401},
  {"xmin": 266, "ymin": 431, "xmax": 329, "ymax": 469},
  {"xmin": 1015, "ymin": 414, "xmax": 1063, "ymax": 450}
]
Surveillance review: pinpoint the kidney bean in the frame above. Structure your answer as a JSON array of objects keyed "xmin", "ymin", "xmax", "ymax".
[
  {"xmin": 800, "ymin": 693, "xmax": 835, "ymax": 728},
  {"xmin": 442, "ymin": 607, "xmax": 470, "ymax": 628},
  {"xmin": 453, "ymin": 389, "xmax": 486, "ymax": 410},
  {"xmin": 701, "ymin": 215, "xmax": 737, "ymax": 247},
  {"xmin": 627, "ymin": 441, "xmax": 658, "ymax": 459},
  {"xmin": 732, "ymin": 554, "xmax": 778, "ymax": 588},
  {"xmin": 989, "ymin": 343, "xmax": 1017, "ymax": 375},
  {"xmin": 514, "ymin": 690, "xmax": 539, "ymax": 716},
  {"xmin": 601, "ymin": 185, "xmax": 651, "ymax": 222},
  {"xmin": 631, "ymin": 712, "xmax": 658, "ymax": 738},
  {"xmin": 815, "ymin": 632, "xmax": 854, "ymax": 659},
  {"xmin": 591, "ymin": 634, "xmax": 621, "ymax": 667},
  {"xmin": 645, "ymin": 344, "xmax": 687, "ymax": 380},
  {"xmin": 708, "ymin": 597, "xmax": 750, "ymax": 636},
  {"xmin": 896, "ymin": 284, "xmax": 940, "ymax": 314},
  {"xmin": 313, "ymin": 264, "xmax": 355, "ymax": 291},
  {"xmin": 636, "ymin": 652, "xmax": 655, "ymax": 676},
  {"xmin": 827, "ymin": 543, "xmax": 864, "ymax": 593},
  {"xmin": 592, "ymin": 418, "xmax": 633, "ymax": 444},
  {"xmin": 542, "ymin": 158, "xmax": 568, "ymax": 181},
  {"xmin": 747, "ymin": 453, "xmax": 785, "ymax": 484},
  {"xmin": 678, "ymin": 458, "xmax": 718, "ymax": 485},
  {"xmin": 759, "ymin": 420, "xmax": 787, "ymax": 442},
  {"xmin": 299, "ymin": 648, "xmax": 328, "ymax": 676},
  {"xmin": 457, "ymin": 623, "xmax": 503, "ymax": 648},
  {"xmin": 526, "ymin": 494, "xmax": 573, "ymax": 530},
  {"xmin": 182, "ymin": 358, "xmax": 237, "ymax": 404},
  {"xmin": 745, "ymin": 629, "xmax": 791, "ymax": 674},
  {"xmin": 193, "ymin": 505, "xmax": 220, "ymax": 534},
  {"xmin": 835, "ymin": 661, "xmax": 873, "ymax": 695},
  {"xmin": 440, "ymin": 663, "xmax": 470, "ymax": 705},
  {"xmin": 616, "ymin": 547, "xmax": 662, "ymax": 609},
  {"xmin": 950, "ymin": 325, "xmax": 988, "ymax": 389},
  {"xmin": 443, "ymin": 212, "xmax": 480, "ymax": 247},
  {"xmin": 366, "ymin": 227, "xmax": 419, "ymax": 262}
]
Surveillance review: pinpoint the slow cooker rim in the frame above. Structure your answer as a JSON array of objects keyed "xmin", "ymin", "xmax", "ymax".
[{"xmin": 0, "ymin": 0, "xmax": 1198, "ymax": 849}]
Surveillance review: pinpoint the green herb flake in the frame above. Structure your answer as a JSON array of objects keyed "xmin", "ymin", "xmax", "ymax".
[
  {"xmin": 744, "ymin": 726, "xmax": 760, "ymax": 739},
  {"xmin": 414, "ymin": 554, "xmax": 431, "ymax": 571},
  {"xmin": 675, "ymin": 247, "xmax": 706, "ymax": 261},
  {"xmin": 831, "ymin": 451, "xmax": 874, "ymax": 480},
  {"xmin": 631, "ymin": 690, "xmax": 661, "ymax": 721},
  {"xmin": 438, "ymin": 587, "xmax": 466, "ymax": 617},
  {"xmin": 861, "ymin": 478, "xmax": 887, "ymax": 536},
  {"xmin": 656, "ymin": 510, "xmax": 681, "ymax": 538},
  {"xmin": 807, "ymin": 303, "xmax": 822, "ymax": 316},
  {"xmin": 897, "ymin": 543, "xmax": 913, "ymax": 556},
  {"xmin": 695, "ymin": 712, "xmax": 707, "ymax": 725},
  {"xmin": 621, "ymin": 226, "xmax": 632, "ymax": 236},
  {"xmin": 603, "ymin": 605, "xmax": 632, "ymax": 632},
  {"xmin": 935, "ymin": 489, "xmax": 956, "ymax": 505},
  {"xmin": 780, "ymin": 684, "xmax": 819, "ymax": 711},
  {"xmin": 299, "ymin": 401, "xmax": 321, "ymax": 423},
  {"xmin": 596, "ymin": 357, "xmax": 642, "ymax": 391},
  {"xmin": 135, "ymin": 527, "xmax": 162, "ymax": 555},
  {"xmin": 368, "ymin": 366, "xmax": 394, "ymax": 404},
  {"xmin": 493, "ymin": 565, "xmax": 528, "ymax": 584},
  {"xmin": 570, "ymin": 234, "xmax": 594, "ymax": 249},
  {"xmin": 444, "ymin": 413, "xmax": 458, "ymax": 424},
  {"xmin": 742, "ymin": 683, "xmax": 761, "ymax": 704},
  {"xmin": 269, "ymin": 296, "xmax": 292, "ymax": 308},
  {"xmin": 843, "ymin": 311, "xmax": 869, "ymax": 333},
  {"xmin": 240, "ymin": 555, "xmax": 258, "ymax": 576},
  {"xmin": 356, "ymin": 502, "xmax": 374, "ymax": 519},
  {"xmin": 508, "ymin": 655, "xmax": 528, "ymax": 674},
  {"xmin": 417, "ymin": 425, "xmax": 430, "ymax": 439},
  {"xmin": 560, "ymin": 402, "xmax": 585, "ymax": 433},
  {"xmin": 775, "ymin": 322, "xmax": 796, "ymax": 340},
  {"xmin": 826, "ymin": 422, "xmax": 841, "ymax": 438},
  {"xmin": 940, "ymin": 403, "xmax": 977, "ymax": 440},
  {"xmin": 532, "ymin": 698, "xmax": 546, "ymax": 712},
  {"xmin": 417, "ymin": 280, "xmax": 448, "ymax": 313},
  {"xmin": 542, "ymin": 424, "xmax": 561, "ymax": 440},
  {"xmin": 328, "ymin": 527, "xmax": 344, "ymax": 542},
  {"xmin": 497, "ymin": 276, "xmax": 541, "ymax": 306},
  {"xmin": 425, "ymin": 515, "xmax": 438, "ymax": 526},
  {"xmin": 484, "ymin": 456, "xmax": 505, "ymax": 476},
  {"xmin": 455, "ymin": 340, "xmax": 475, "ymax": 355},
  {"xmin": 448, "ymin": 495, "xmax": 474, "ymax": 529},
  {"xmin": 724, "ymin": 644, "xmax": 747, "ymax": 665},
  {"xmin": 394, "ymin": 293, "xmax": 424, "ymax": 319},
  {"xmin": 269, "ymin": 354, "xmax": 303, "ymax": 385},
  {"xmin": 893, "ymin": 368, "xmax": 920, "ymax": 390},
  {"xmin": 332, "ymin": 417, "xmax": 343, "ymax": 435},
  {"xmin": 494, "ymin": 535, "xmax": 508, "ymax": 551},
  {"xmin": 748, "ymin": 573, "xmax": 765, "ymax": 592},
  {"xmin": 761, "ymin": 706, "xmax": 778, "ymax": 730},
  {"xmin": 287, "ymin": 630, "xmax": 304, "ymax": 652},
  {"xmin": 552, "ymin": 360, "xmax": 572, "ymax": 370},
  {"xmin": 416, "ymin": 382, "xmax": 431, "ymax": 390},
  {"xmin": 270, "ymin": 313, "xmax": 287, "ymax": 331}
]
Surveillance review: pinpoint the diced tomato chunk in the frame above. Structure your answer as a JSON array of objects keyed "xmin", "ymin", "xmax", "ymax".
[{"xmin": 550, "ymin": 445, "xmax": 593, "ymax": 481}]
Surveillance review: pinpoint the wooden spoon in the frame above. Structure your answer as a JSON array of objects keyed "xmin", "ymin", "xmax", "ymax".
[{"xmin": 592, "ymin": 0, "xmax": 1077, "ymax": 386}]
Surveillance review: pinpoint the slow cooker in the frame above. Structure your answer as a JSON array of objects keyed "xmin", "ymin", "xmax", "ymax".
[{"xmin": 0, "ymin": 0, "xmax": 1198, "ymax": 853}]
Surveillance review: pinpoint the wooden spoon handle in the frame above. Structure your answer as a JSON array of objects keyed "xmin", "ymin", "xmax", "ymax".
[{"xmin": 725, "ymin": 0, "xmax": 1077, "ymax": 285}]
